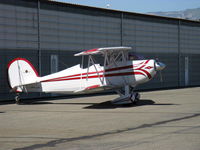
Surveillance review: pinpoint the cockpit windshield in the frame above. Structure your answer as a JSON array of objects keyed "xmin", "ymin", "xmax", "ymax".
[{"xmin": 128, "ymin": 52, "xmax": 145, "ymax": 60}]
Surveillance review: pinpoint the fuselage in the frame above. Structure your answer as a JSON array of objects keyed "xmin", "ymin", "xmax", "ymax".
[{"xmin": 24, "ymin": 59, "xmax": 157, "ymax": 94}]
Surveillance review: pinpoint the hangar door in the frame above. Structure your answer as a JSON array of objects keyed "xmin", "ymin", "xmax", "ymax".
[{"xmin": 51, "ymin": 55, "xmax": 59, "ymax": 73}]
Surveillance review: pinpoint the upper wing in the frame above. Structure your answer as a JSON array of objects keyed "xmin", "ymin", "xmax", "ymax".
[{"xmin": 74, "ymin": 46, "xmax": 132, "ymax": 56}]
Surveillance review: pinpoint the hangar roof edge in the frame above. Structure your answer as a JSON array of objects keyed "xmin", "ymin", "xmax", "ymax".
[
  {"xmin": 23, "ymin": 0, "xmax": 200, "ymax": 24},
  {"xmin": 46, "ymin": 0, "xmax": 200, "ymax": 24}
]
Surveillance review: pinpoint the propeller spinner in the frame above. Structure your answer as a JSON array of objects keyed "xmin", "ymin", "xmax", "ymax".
[
  {"xmin": 155, "ymin": 61, "xmax": 166, "ymax": 71},
  {"xmin": 154, "ymin": 59, "xmax": 166, "ymax": 82}
]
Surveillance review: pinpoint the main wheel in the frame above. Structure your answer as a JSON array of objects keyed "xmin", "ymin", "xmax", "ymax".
[
  {"xmin": 15, "ymin": 95, "xmax": 20, "ymax": 105},
  {"xmin": 135, "ymin": 93, "xmax": 140, "ymax": 101},
  {"xmin": 130, "ymin": 93, "xmax": 135, "ymax": 102},
  {"xmin": 130, "ymin": 93, "xmax": 140, "ymax": 104}
]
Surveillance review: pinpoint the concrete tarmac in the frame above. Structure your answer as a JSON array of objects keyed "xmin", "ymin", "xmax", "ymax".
[{"xmin": 0, "ymin": 87, "xmax": 200, "ymax": 150}]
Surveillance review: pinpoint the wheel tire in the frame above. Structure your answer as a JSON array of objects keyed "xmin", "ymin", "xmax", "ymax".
[
  {"xmin": 130, "ymin": 94, "xmax": 135, "ymax": 104},
  {"xmin": 15, "ymin": 96, "xmax": 20, "ymax": 105},
  {"xmin": 131, "ymin": 93, "xmax": 140, "ymax": 104},
  {"xmin": 135, "ymin": 93, "xmax": 140, "ymax": 101}
]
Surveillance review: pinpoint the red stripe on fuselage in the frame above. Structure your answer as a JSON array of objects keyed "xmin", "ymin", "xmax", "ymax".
[
  {"xmin": 134, "ymin": 60, "xmax": 152, "ymax": 79},
  {"xmin": 138, "ymin": 69, "xmax": 152, "ymax": 79},
  {"xmin": 41, "ymin": 60, "xmax": 152, "ymax": 82},
  {"xmin": 42, "ymin": 71, "xmax": 104, "ymax": 82},
  {"xmin": 42, "ymin": 72, "xmax": 146, "ymax": 82},
  {"xmin": 41, "ymin": 61, "xmax": 146, "ymax": 82}
]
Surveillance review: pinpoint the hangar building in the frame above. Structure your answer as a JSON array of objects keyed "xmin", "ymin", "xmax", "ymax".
[{"xmin": 0, "ymin": 0, "xmax": 200, "ymax": 101}]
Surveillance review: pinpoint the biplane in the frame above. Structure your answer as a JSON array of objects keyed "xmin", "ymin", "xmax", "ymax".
[{"xmin": 7, "ymin": 47, "xmax": 166, "ymax": 104}]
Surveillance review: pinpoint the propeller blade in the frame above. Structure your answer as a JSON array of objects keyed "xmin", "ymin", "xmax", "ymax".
[{"xmin": 159, "ymin": 71, "xmax": 163, "ymax": 82}]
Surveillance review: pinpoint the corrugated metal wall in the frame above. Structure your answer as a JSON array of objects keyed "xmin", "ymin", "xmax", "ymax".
[
  {"xmin": 122, "ymin": 14, "xmax": 179, "ymax": 90},
  {"xmin": 180, "ymin": 22, "xmax": 200, "ymax": 87},
  {"xmin": 0, "ymin": 0, "xmax": 200, "ymax": 101},
  {"xmin": 0, "ymin": 0, "xmax": 40, "ymax": 100}
]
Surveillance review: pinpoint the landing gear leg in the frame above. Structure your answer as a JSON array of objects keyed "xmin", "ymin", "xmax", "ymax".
[
  {"xmin": 113, "ymin": 86, "xmax": 141, "ymax": 105},
  {"xmin": 15, "ymin": 93, "xmax": 21, "ymax": 105},
  {"xmin": 130, "ymin": 87, "xmax": 140, "ymax": 104}
]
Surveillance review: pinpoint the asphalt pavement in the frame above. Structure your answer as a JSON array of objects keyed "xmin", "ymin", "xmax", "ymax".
[{"xmin": 0, "ymin": 87, "xmax": 200, "ymax": 150}]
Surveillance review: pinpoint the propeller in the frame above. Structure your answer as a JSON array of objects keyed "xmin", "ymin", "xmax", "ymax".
[
  {"xmin": 159, "ymin": 70, "xmax": 163, "ymax": 82},
  {"xmin": 154, "ymin": 58, "xmax": 166, "ymax": 82}
]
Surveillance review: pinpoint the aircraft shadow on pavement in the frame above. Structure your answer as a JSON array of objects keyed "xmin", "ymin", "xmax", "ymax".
[
  {"xmin": 21, "ymin": 101, "xmax": 96, "ymax": 105},
  {"xmin": 18, "ymin": 99, "xmax": 178, "ymax": 109},
  {"xmin": 83, "ymin": 99, "xmax": 178, "ymax": 109}
]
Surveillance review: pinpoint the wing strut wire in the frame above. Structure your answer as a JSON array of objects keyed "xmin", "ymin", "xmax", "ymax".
[{"xmin": 89, "ymin": 55, "xmax": 104, "ymax": 85}]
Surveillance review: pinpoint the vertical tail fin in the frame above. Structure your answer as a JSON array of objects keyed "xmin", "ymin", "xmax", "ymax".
[{"xmin": 7, "ymin": 58, "xmax": 39, "ymax": 92}]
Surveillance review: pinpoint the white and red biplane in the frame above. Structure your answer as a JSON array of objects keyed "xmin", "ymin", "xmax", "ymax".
[{"xmin": 8, "ymin": 47, "xmax": 165, "ymax": 104}]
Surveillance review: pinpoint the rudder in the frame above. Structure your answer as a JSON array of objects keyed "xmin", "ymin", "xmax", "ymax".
[{"xmin": 8, "ymin": 58, "xmax": 39, "ymax": 92}]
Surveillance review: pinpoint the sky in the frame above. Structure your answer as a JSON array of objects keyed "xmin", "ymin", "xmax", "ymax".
[{"xmin": 52, "ymin": 0, "xmax": 200, "ymax": 13}]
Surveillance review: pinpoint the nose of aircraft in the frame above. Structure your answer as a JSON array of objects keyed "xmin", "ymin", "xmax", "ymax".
[{"xmin": 155, "ymin": 61, "xmax": 166, "ymax": 71}]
